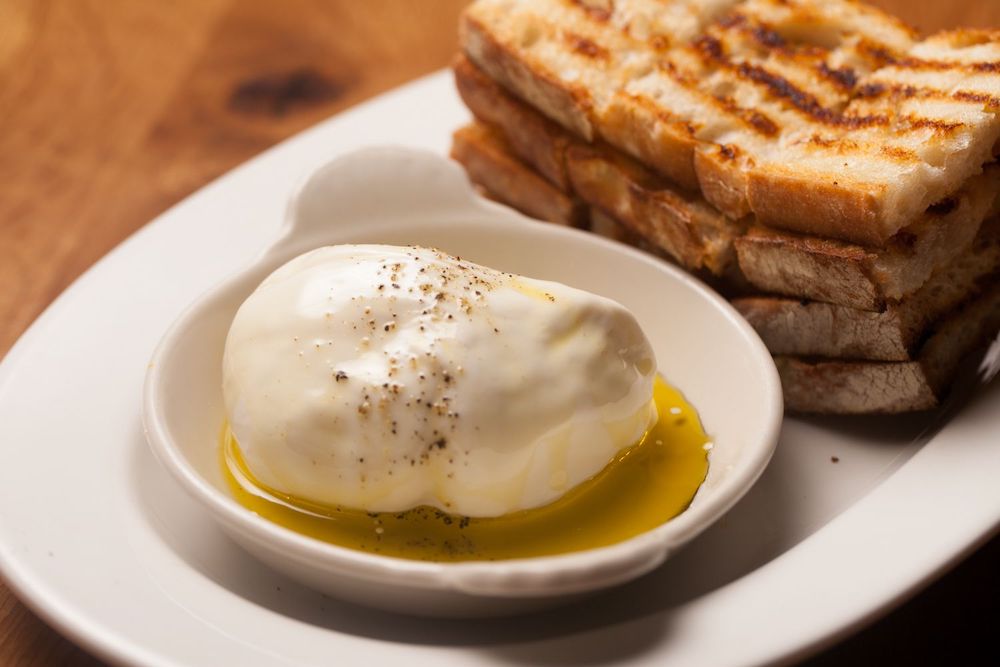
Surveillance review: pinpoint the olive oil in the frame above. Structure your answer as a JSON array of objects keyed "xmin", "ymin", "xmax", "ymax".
[{"xmin": 222, "ymin": 377, "xmax": 710, "ymax": 561}]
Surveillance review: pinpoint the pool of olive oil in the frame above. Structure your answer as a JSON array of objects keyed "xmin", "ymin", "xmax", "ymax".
[{"xmin": 222, "ymin": 377, "xmax": 710, "ymax": 561}]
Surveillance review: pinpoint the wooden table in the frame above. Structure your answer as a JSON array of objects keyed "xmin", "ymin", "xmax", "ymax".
[{"xmin": 1, "ymin": 1, "xmax": 997, "ymax": 664}]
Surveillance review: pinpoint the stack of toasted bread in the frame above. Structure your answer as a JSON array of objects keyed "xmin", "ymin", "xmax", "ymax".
[{"xmin": 449, "ymin": 0, "xmax": 1000, "ymax": 414}]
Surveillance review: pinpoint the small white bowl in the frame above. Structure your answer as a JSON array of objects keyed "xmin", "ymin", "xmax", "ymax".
[{"xmin": 142, "ymin": 147, "xmax": 782, "ymax": 618}]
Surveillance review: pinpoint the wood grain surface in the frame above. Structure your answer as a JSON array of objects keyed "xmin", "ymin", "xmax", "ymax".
[{"xmin": 0, "ymin": 1, "xmax": 997, "ymax": 665}]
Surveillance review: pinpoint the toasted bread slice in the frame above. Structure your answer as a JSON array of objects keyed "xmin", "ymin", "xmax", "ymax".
[
  {"xmin": 456, "ymin": 56, "xmax": 745, "ymax": 274},
  {"xmin": 736, "ymin": 166, "xmax": 1000, "ymax": 310},
  {"xmin": 460, "ymin": 0, "xmax": 743, "ymax": 190},
  {"xmin": 566, "ymin": 142, "xmax": 746, "ymax": 275},
  {"xmin": 777, "ymin": 284, "xmax": 1000, "ymax": 414},
  {"xmin": 447, "ymin": 115, "xmax": 748, "ymax": 287},
  {"xmin": 735, "ymin": 218, "xmax": 1000, "ymax": 361},
  {"xmin": 586, "ymin": 208, "xmax": 752, "ymax": 294},
  {"xmin": 454, "ymin": 55, "xmax": 574, "ymax": 191},
  {"xmin": 460, "ymin": 0, "xmax": 1000, "ymax": 245},
  {"xmin": 753, "ymin": 29, "xmax": 1000, "ymax": 244},
  {"xmin": 450, "ymin": 123, "xmax": 588, "ymax": 227},
  {"xmin": 457, "ymin": 53, "xmax": 1000, "ymax": 301}
]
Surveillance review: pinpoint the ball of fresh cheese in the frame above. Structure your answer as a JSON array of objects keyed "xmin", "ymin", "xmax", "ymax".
[{"xmin": 223, "ymin": 245, "xmax": 657, "ymax": 517}]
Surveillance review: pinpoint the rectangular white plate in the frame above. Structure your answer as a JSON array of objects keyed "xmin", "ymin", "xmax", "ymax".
[{"xmin": 0, "ymin": 71, "xmax": 997, "ymax": 667}]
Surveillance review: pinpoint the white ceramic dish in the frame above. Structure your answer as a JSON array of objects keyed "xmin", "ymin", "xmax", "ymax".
[
  {"xmin": 141, "ymin": 147, "xmax": 782, "ymax": 617},
  {"xmin": 0, "ymin": 71, "xmax": 998, "ymax": 666}
]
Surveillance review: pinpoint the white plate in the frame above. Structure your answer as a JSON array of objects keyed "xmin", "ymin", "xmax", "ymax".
[{"xmin": 1, "ymin": 71, "xmax": 998, "ymax": 667}]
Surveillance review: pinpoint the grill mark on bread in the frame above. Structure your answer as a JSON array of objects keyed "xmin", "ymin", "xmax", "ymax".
[
  {"xmin": 735, "ymin": 60, "xmax": 884, "ymax": 127},
  {"xmin": 695, "ymin": 34, "xmax": 726, "ymax": 61},
  {"xmin": 735, "ymin": 62, "xmax": 829, "ymax": 122},
  {"xmin": 854, "ymin": 82, "xmax": 888, "ymax": 99},
  {"xmin": 718, "ymin": 144, "xmax": 740, "ymax": 161},
  {"xmin": 802, "ymin": 134, "xmax": 917, "ymax": 164},
  {"xmin": 889, "ymin": 57, "xmax": 1000, "ymax": 73},
  {"xmin": 713, "ymin": 10, "xmax": 895, "ymax": 91},
  {"xmin": 797, "ymin": 118, "xmax": 963, "ymax": 163},
  {"xmin": 855, "ymin": 39, "xmax": 904, "ymax": 67},
  {"xmin": 645, "ymin": 56, "xmax": 783, "ymax": 137},
  {"xmin": 751, "ymin": 23, "xmax": 788, "ymax": 50},
  {"xmin": 906, "ymin": 116, "xmax": 965, "ymax": 133},
  {"xmin": 718, "ymin": 15, "xmax": 858, "ymax": 88},
  {"xmin": 936, "ymin": 28, "xmax": 1000, "ymax": 48},
  {"xmin": 891, "ymin": 229, "xmax": 918, "ymax": 251},
  {"xmin": 880, "ymin": 144, "xmax": 920, "ymax": 163},
  {"xmin": 694, "ymin": 35, "xmax": 980, "ymax": 136},
  {"xmin": 818, "ymin": 63, "xmax": 858, "ymax": 90},
  {"xmin": 649, "ymin": 34, "xmax": 671, "ymax": 51},
  {"xmin": 801, "ymin": 132, "xmax": 922, "ymax": 163},
  {"xmin": 564, "ymin": 31, "xmax": 609, "ymax": 59},
  {"xmin": 712, "ymin": 94, "xmax": 780, "ymax": 135},
  {"xmin": 719, "ymin": 12, "xmax": 830, "ymax": 60},
  {"xmin": 717, "ymin": 12, "xmax": 788, "ymax": 51},
  {"xmin": 855, "ymin": 82, "xmax": 1000, "ymax": 111},
  {"xmin": 955, "ymin": 90, "xmax": 1000, "ymax": 110},
  {"xmin": 625, "ymin": 92, "xmax": 698, "ymax": 136},
  {"xmin": 562, "ymin": 0, "xmax": 860, "ymax": 124},
  {"xmin": 694, "ymin": 35, "xmax": 885, "ymax": 128}
]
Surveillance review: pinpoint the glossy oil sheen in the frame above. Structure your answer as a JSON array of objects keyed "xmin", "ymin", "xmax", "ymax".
[{"xmin": 222, "ymin": 377, "xmax": 710, "ymax": 561}]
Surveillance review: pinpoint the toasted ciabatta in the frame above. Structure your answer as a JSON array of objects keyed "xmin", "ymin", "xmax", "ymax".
[
  {"xmin": 450, "ymin": 122, "xmax": 588, "ymax": 227},
  {"xmin": 452, "ymin": 138, "xmax": 668, "ymax": 260},
  {"xmin": 734, "ymin": 218, "xmax": 1000, "ymax": 361},
  {"xmin": 565, "ymin": 142, "xmax": 745, "ymax": 276},
  {"xmin": 450, "ymin": 123, "xmax": 749, "ymax": 289},
  {"xmin": 460, "ymin": 0, "xmax": 1000, "ymax": 246},
  {"xmin": 454, "ymin": 55, "xmax": 574, "ymax": 191},
  {"xmin": 735, "ymin": 167, "xmax": 1000, "ymax": 310},
  {"xmin": 455, "ymin": 59, "xmax": 746, "ymax": 274},
  {"xmin": 777, "ymin": 284, "xmax": 1000, "ymax": 413},
  {"xmin": 448, "ymin": 117, "xmax": 710, "ymax": 263},
  {"xmin": 455, "ymin": 54, "xmax": 1000, "ymax": 304}
]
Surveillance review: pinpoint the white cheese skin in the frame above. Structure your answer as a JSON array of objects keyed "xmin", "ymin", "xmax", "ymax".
[{"xmin": 222, "ymin": 245, "xmax": 656, "ymax": 517}]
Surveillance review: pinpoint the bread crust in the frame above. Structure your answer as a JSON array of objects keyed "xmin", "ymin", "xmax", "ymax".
[
  {"xmin": 454, "ymin": 55, "xmax": 573, "ymax": 191},
  {"xmin": 450, "ymin": 123, "xmax": 587, "ymax": 227},
  {"xmin": 459, "ymin": 1, "xmax": 1000, "ymax": 246},
  {"xmin": 737, "ymin": 167, "xmax": 1000, "ymax": 309},
  {"xmin": 736, "ymin": 274, "xmax": 997, "ymax": 361},
  {"xmin": 777, "ymin": 283, "xmax": 1000, "ymax": 414},
  {"xmin": 566, "ymin": 143, "xmax": 744, "ymax": 274},
  {"xmin": 736, "ymin": 226, "xmax": 883, "ymax": 309},
  {"xmin": 776, "ymin": 357, "xmax": 938, "ymax": 413},
  {"xmin": 694, "ymin": 144, "xmax": 753, "ymax": 220},
  {"xmin": 736, "ymin": 297, "xmax": 911, "ymax": 360},
  {"xmin": 746, "ymin": 167, "xmax": 887, "ymax": 246},
  {"xmin": 460, "ymin": 14, "xmax": 595, "ymax": 141},
  {"xmin": 598, "ymin": 94, "xmax": 701, "ymax": 192},
  {"xmin": 737, "ymin": 216, "xmax": 1000, "ymax": 361}
]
